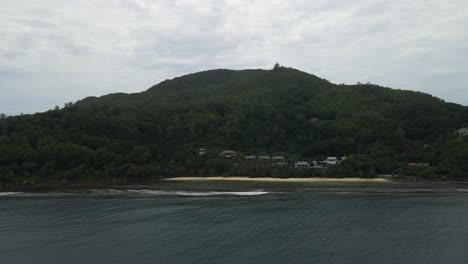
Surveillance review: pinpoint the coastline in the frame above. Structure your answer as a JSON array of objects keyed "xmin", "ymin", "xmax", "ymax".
[
  {"xmin": 165, "ymin": 177, "xmax": 390, "ymax": 183},
  {"xmin": 0, "ymin": 177, "xmax": 389, "ymax": 192},
  {"xmin": 6, "ymin": 176, "xmax": 468, "ymax": 193}
]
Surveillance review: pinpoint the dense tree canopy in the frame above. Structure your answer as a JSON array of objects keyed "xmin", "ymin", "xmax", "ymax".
[{"xmin": 1, "ymin": 66, "xmax": 468, "ymax": 185}]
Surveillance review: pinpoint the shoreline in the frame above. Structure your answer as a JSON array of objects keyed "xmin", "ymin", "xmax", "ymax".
[
  {"xmin": 165, "ymin": 177, "xmax": 390, "ymax": 183},
  {"xmin": 4, "ymin": 177, "xmax": 468, "ymax": 192}
]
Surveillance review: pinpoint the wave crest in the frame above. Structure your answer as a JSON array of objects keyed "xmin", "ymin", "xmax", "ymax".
[
  {"xmin": 0, "ymin": 192, "xmax": 22, "ymax": 196},
  {"xmin": 127, "ymin": 190, "xmax": 269, "ymax": 196}
]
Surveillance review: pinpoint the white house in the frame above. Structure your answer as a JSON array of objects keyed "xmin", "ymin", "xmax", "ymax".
[
  {"xmin": 456, "ymin": 128, "xmax": 468, "ymax": 136},
  {"xmin": 244, "ymin": 155, "xmax": 256, "ymax": 160},
  {"xmin": 272, "ymin": 156, "xmax": 285, "ymax": 161},
  {"xmin": 219, "ymin": 150, "xmax": 237, "ymax": 158},
  {"xmin": 294, "ymin": 161, "xmax": 311, "ymax": 168},
  {"xmin": 259, "ymin": 155, "xmax": 271, "ymax": 160},
  {"xmin": 324, "ymin": 157, "xmax": 338, "ymax": 166},
  {"xmin": 198, "ymin": 148, "xmax": 206, "ymax": 155}
]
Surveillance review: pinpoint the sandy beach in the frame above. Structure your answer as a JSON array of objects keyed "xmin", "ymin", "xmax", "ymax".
[{"xmin": 165, "ymin": 177, "xmax": 389, "ymax": 183}]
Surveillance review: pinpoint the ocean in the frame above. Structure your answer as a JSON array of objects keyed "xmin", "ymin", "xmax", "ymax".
[{"xmin": 1, "ymin": 183, "xmax": 468, "ymax": 264}]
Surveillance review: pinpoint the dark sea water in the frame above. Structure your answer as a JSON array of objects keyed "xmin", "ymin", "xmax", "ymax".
[{"xmin": 2, "ymin": 184, "xmax": 468, "ymax": 264}]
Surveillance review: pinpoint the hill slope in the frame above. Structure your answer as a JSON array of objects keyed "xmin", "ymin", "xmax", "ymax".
[{"xmin": 1, "ymin": 65, "xmax": 468, "ymax": 184}]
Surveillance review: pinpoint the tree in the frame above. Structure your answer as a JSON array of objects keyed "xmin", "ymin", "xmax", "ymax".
[
  {"xmin": 39, "ymin": 161, "xmax": 56, "ymax": 180},
  {"xmin": 64, "ymin": 102, "xmax": 74, "ymax": 109}
]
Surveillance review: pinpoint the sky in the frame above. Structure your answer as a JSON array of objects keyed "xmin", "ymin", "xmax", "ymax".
[{"xmin": 1, "ymin": 0, "xmax": 468, "ymax": 114}]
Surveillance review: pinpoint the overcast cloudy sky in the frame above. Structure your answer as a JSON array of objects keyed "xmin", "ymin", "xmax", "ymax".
[{"xmin": 1, "ymin": 0, "xmax": 468, "ymax": 114}]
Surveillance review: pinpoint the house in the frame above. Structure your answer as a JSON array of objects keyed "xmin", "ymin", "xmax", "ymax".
[
  {"xmin": 456, "ymin": 128, "xmax": 468, "ymax": 136},
  {"xmin": 275, "ymin": 162, "xmax": 288, "ymax": 167},
  {"xmin": 272, "ymin": 156, "xmax": 285, "ymax": 161},
  {"xmin": 324, "ymin": 157, "xmax": 338, "ymax": 166},
  {"xmin": 294, "ymin": 161, "xmax": 311, "ymax": 169},
  {"xmin": 219, "ymin": 150, "xmax": 237, "ymax": 158},
  {"xmin": 311, "ymin": 161, "xmax": 323, "ymax": 169},
  {"xmin": 417, "ymin": 163, "xmax": 430, "ymax": 167},
  {"xmin": 309, "ymin": 117, "xmax": 320, "ymax": 123},
  {"xmin": 198, "ymin": 148, "xmax": 206, "ymax": 155},
  {"xmin": 244, "ymin": 155, "xmax": 256, "ymax": 160},
  {"xmin": 259, "ymin": 155, "xmax": 271, "ymax": 160},
  {"xmin": 272, "ymin": 156, "xmax": 286, "ymax": 166},
  {"xmin": 408, "ymin": 163, "xmax": 430, "ymax": 167}
]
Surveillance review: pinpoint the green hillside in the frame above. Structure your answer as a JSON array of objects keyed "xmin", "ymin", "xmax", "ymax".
[{"xmin": 1, "ymin": 65, "xmax": 468, "ymax": 185}]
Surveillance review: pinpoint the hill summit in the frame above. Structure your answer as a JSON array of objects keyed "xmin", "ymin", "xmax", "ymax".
[{"xmin": 1, "ymin": 65, "xmax": 468, "ymax": 184}]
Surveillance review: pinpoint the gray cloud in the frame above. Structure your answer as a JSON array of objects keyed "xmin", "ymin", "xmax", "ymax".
[{"xmin": 1, "ymin": 0, "xmax": 468, "ymax": 114}]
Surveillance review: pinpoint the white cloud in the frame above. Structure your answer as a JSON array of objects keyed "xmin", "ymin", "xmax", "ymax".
[{"xmin": 1, "ymin": 0, "xmax": 468, "ymax": 113}]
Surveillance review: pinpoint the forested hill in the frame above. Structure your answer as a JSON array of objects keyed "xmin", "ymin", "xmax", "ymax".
[{"xmin": 1, "ymin": 65, "xmax": 468, "ymax": 185}]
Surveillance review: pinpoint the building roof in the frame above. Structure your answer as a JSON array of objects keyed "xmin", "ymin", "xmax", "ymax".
[
  {"xmin": 244, "ymin": 155, "xmax": 256, "ymax": 160},
  {"xmin": 272, "ymin": 156, "xmax": 285, "ymax": 160},
  {"xmin": 259, "ymin": 156, "xmax": 271, "ymax": 159},
  {"xmin": 295, "ymin": 161, "xmax": 310, "ymax": 165},
  {"xmin": 220, "ymin": 150, "xmax": 237, "ymax": 156}
]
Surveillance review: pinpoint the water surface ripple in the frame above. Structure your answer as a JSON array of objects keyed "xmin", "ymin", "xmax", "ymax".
[{"xmin": 1, "ymin": 188, "xmax": 468, "ymax": 264}]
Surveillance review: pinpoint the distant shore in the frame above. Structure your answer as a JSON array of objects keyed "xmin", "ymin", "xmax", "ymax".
[
  {"xmin": 0, "ymin": 177, "xmax": 390, "ymax": 192},
  {"xmin": 165, "ymin": 177, "xmax": 390, "ymax": 183}
]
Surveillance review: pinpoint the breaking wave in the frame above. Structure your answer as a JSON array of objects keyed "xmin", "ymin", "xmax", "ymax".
[
  {"xmin": 0, "ymin": 192, "xmax": 22, "ymax": 196},
  {"xmin": 126, "ymin": 190, "xmax": 270, "ymax": 196},
  {"xmin": 0, "ymin": 190, "xmax": 270, "ymax": 198}
]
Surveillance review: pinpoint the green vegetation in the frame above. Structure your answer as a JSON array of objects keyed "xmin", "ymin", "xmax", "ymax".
[{"xmin": 1, "ymin": 65, "xmax": 468, "ymax": 185}]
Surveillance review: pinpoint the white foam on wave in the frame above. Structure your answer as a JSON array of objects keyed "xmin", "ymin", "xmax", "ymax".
[
  {"xmin": 0, "ymin": 189, "xmax": 270, "ymax": 197},
  {"xmin": 89, "ymin": 189, "xmax": 126, "ymax": 195},
  {"xmin": 175, "ymin": 191, "xmax": 269, "ymax": 196},
  {"xmin": 0, "ymin": 192, "xmax": 22, "ymax": 196},
  {"xmin": 127, "ymin": 190, "xmax": 269, "ymax": 196}
]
